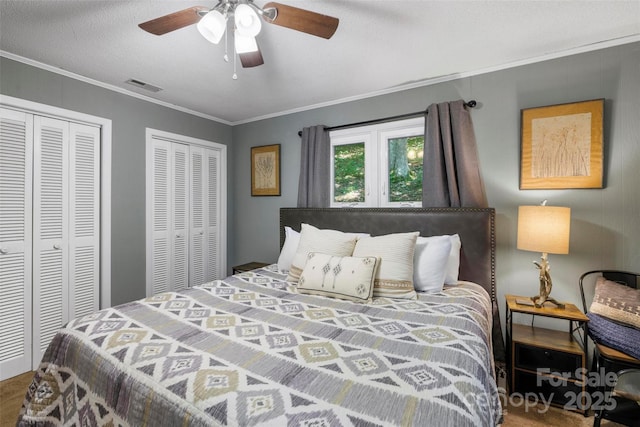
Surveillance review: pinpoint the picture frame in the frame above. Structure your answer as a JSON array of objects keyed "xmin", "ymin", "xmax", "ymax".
[
  {"xmin": 520, "ymin": 99, "xmax": 604, "ymax": 189},
  {"xmin": 251, "ymin": 144, "xmax": 281, "ymax": 196}
]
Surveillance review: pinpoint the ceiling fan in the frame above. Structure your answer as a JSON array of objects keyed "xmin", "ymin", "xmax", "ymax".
[{"xmin": 139, "ymin": 0, "xmax": 339, "ymax": 73}]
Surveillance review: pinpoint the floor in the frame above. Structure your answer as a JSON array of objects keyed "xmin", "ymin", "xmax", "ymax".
[
  {"xmin": 0, "ymin": 371, "xmax": 627, "ymax": 427},
  {"xmin": 0, "ymin": 371, "xmax": 33, "ymax": 427}
]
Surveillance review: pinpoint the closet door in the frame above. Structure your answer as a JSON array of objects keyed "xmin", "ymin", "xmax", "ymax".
[
  {"xmin": 69, "ymin": 123, "xmax": 100, "ymax": 318},
  {"xmin": 189, "ymin": 146, "xmax": 206, "ymax": 286},
  {"xmin": 171, "ymin": 143, "xmax": 190, "ymax": 291},
  {"xmin": 190, "ymin": 147, "xmax": 222, "ymax": 285},
  {"xmin": 148, "ymin": 138, "xmax": 171, "ymax": 295},
  {"xmin": 205, "ymin": 148, "xmax": 222, "ymax": 281},
  {"xmin": 147, "ymin": 139, "xmax": 190, "ymax": 295},
  {"xmin": 32, "ymin": 116, "xmax": 69, "ymax": 366},
  {"xmin": 0, "ymin": 108, "xmax": 33, "ymax": 380}
]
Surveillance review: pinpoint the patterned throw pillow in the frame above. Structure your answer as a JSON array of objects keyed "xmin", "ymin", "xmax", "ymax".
[
  {"xmin": 352, "ymin": 232, "xmax": 419, "ymax": 299},
  {"xmin": 297, "ymin": 253, "xmax": 380, "ymax": 303},
  {"xmin": 286, "ymin": 224, "xmax": 360, "ymax": 283},
  {"xmin": 590, "ymin": 276, "xmax": 640, "ymax": 330}
]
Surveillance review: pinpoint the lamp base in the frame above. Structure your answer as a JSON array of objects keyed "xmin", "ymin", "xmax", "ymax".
[{"xmin": 531, "ymin": 294, "xmax": 565, "ymax": 309}]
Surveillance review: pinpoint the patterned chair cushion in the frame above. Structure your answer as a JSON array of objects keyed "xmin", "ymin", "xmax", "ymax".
[
  {"xmin": 590, "ymin": 276, "xmax": 640, "ymax": 329},
  {"xmin": 587, "ymin": 312, "xmax": 640, "ymax": 360},
  {"xmin": 297, "ymin": 252, "xmax": 380, "ymax": 303},
  {"xmin": 353, "ymin": 232, "xmax": 419, "ymax": 299}
]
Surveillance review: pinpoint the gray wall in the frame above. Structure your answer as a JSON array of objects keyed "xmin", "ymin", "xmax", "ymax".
[
  {"xmin": 0, "ymin": 57, "xmax": 233, "ymax": 306},
  {"xmin": 232, "ymin": 41, "xmax": 640, "ymax": 332}
]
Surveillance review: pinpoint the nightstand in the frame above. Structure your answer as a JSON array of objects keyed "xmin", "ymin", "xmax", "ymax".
[
  {"xmin": 232, "ymin": 261, "xmax": 270, "ymax": 274},
  {"xmin": 505, "ymin": 294, "xmax": 589, "ymax": 415}
]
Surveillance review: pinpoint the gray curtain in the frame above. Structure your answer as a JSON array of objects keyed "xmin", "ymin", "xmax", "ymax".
[
  {"xmin": 422, "ymin": 100, "xmax": 488, "ymax": 208},
  {"xmin": 297, "ymin": 125, "xmax": 330, "ymax": 208}
]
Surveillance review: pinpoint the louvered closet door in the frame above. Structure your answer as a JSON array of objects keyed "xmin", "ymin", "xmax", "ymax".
[
  {"xmin": 0, "ymin": 108, "xmax": 33, "ymax": 380},
  {"xmin": 171, "ymin": 143, "xmax": 190, "ymax": 291},
  {"xmin": 69, "ymin": 123, "xmax": 100, "ymax": 318},
  {"xmin": 148, "ymin": 139, "xmax": 190, "ymax": 295},
  {"xmin": 149, "ymin": 139, "xmax": 171, "ymax": 295},
  {"xmin": 190, "ymin": 147, "xmax": 222, "ymax": 285},
  {"xmin": 204, "ymin": 148, "xmax": 221, "ymax": 281},
  {"xmin": 190, "ymin": 146, "xmax": 206, "ymax": 286},
  {"xmin": 32, "ymin": 116, "xmax": 69, "ymax": 366}
]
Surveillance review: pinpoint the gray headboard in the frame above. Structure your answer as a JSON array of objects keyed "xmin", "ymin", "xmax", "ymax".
[{"xmin": 279, "ymin": 207, "xmax": 505, "ymax": 361}]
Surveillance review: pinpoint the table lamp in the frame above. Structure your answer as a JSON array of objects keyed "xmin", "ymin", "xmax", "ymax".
[{"xmin": 517, "ymin": 201, "xmax": 571, "ymax": 308}]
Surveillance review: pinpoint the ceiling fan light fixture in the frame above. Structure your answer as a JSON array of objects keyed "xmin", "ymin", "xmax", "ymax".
[
  {"xmin": 234, "ymin": 32, "xmax": 259, "ymax": 53},
  {"xmin": 234, "ymin": 4, "xmax": 262, "ymax": 37},
  {"xmin": 197, "ymin": 9, "xmax": 227, "ymax": 44}
]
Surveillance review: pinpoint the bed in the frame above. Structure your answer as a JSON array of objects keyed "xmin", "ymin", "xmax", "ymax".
[{"xmin": 18, "ymin": 207, "xmax": 503, "ymax": 427}]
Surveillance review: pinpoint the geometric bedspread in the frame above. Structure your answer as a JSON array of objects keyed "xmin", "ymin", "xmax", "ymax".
[{"xmin": 18, "ymin": 265, "xmax": 502, "ymax": 426}]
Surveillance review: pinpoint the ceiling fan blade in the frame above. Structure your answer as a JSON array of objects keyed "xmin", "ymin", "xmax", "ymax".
[
  {"xmin": 239, "ymin": 47, "xmax": 265, "ymax": 68},
  {"xmin": 139, "ymin": 6, "xmax": 208, "ymax": 35},
  {"xmin": 262, "ymin": 2, "xmax": 339, "ymax": 39}
]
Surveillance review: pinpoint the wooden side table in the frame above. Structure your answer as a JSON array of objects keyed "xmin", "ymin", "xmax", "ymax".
[
  {"xmin": 505, "ymin": 294, "xmax": 589, "ymax": 415},
  {"xmin": 232, "ymin": 261, "xmax": 270, "ymax": 274}
]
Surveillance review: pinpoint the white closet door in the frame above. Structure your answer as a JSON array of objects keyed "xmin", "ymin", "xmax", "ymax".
[
  {"xmin": 69, "ymin": 123, "xmax": 100, "ymax": 319},
  {"xmin": 148, "ymin": 138, "xmax": 171, "ymax": 295},
  {"xmin": 172, "ymin": 143, "xmax": 190, "ymax": 291},
  {"xmin": 146, "ymin": 129, "xmax": 226, "ymax": 296},
  {"xmin": 0, "ymin": 108, "xmax": 33, "ymax": 380},
  {"xmin": 189, "ymin": 146, "xmax": 206, "ymax": 286},
  {"xmin": 32, "ymin": 116, "xmax": 69, "ymax": 366},
  {"xmin": 205, "ymin": 148, "xmax": 222, "ymax": 281}
]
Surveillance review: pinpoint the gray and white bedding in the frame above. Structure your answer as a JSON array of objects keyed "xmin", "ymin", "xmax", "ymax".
[{"xmin": 18, "ymin": 265, "xmax": 501, "ymax": 426}]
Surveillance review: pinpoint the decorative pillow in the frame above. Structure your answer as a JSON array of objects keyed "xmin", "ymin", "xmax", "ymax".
[
  {"xmin": 413, "ymin": 235, "xmax": 452, "ymax": 292},
  {"xmin": 444, "ymin": 234, "xmax": 462, "ymax": 284},
  {"xmin": 286, "ymin": 224, "xmax": 361, "ymax": 283},
  {"xmin": 590, "ymin": 277, "xmax": 640, "ymax": 329},
  {"xmin": 297, "ymin": 253, "xmax": 380, "ymax": 303},
  {"xmin": 587, "ymin": 312, "xmax": 640, "ymax": 359},
  {"xmin": 352, "ymin": 232, "xmax": 419, "ymax": 299},
  {"xmin": 277, "ymin": 226, "xmax": 300, "ymax": 273}
]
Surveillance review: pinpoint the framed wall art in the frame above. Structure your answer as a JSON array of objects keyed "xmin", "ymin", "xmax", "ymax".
[
  {"xmin": 520, "ymin": 99, "xmax": 604, "ymax": 189},
  {"xmin": 251, "ymin": 144, "xmax": 281, "ymax": 196}
]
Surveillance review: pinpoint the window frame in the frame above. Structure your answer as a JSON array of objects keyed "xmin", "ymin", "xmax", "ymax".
[{"xmin": 329, "ymin": 117, "xmax": 425, "ymax": 208}]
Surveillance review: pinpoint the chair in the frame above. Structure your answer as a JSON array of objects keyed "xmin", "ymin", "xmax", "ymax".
[{"xmin": 579, "ymin": 270, "xmax": 640, "ymax": 427}]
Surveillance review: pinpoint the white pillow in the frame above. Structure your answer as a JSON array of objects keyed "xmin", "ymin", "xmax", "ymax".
[
  {"xmin": 413, "ymin": 235, "xmax": 452, "ymax": 292},
  {"xmin": 352, "ymin": 232, "xmax": 419, "ymax": 299},
  {"xmin": 445, "ymin": 234, "xmax": 461, "ymax": 284},
  {"xmin": 277, "ymin": 226, "xmax": 300, "ymax": 273},
  {"xmin": 297, "ymin": 253, "xmax": 380, "ymax": 303},
  {"xmin": 286, "ymin": 224, "xmax": 360, "ymax": 283}
]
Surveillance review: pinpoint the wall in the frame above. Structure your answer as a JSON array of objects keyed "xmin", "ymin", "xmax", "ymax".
[
  {"xmin": 232, "ymin": 41, "xmax": 640, "ymax": 332},
  {"xmin": 0, "ymin": 57, "xmax": 233, "ymax": 306},
  {"xmin": 2, "ymin": 41, "xmax": 638, "ymax": 330}
]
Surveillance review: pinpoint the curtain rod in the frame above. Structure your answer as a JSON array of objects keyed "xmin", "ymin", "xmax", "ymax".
[{"xmin": 297, "ymin": 100, "xmax": 477, "ymax": 137}]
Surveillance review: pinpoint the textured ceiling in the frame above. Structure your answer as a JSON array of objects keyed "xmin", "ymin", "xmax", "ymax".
[{"xmin": 1, "ymin": 1, "xmax": 639, "ymax": 124}]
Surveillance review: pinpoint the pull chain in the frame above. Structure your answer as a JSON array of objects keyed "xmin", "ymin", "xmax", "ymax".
[
  {"xmin": 232, "ymin": 30, "xmax": 238, "ymax": 80},
  {"xmin": 223, "ymin": 22, "xmax": 229, "ymax": 63}
]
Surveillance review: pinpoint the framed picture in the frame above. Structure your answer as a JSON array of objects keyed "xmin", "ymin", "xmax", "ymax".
[
  {"xmin": 520, "ymin": 99, "xmax": 604, "ymax": 189},
  {"xmin": 251, "ymin": 144, "xmax": 281, "ymax": 196}
]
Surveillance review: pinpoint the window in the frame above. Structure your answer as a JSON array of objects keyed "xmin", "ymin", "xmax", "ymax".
[{"xmin": 330, "ymin": 117, "xmax": 425, "ymax": 207}]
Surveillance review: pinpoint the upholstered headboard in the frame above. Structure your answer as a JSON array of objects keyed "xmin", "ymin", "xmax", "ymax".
[{"xmin": 279, "ymin": 207, "xmax": 505, "ymax": 361}]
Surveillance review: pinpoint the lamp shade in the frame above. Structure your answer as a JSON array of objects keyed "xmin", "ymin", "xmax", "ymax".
[
  {"xmin": 197, "ymin": 10, "xmax": 227, "ymax": 44},
  {"xmin": 517, "ymin": 205, "xmax": 571, "ymax": 254},
  {"xmin": 234, "ymin": 32, "xmax": 259, "ymax": 53},
  {"xmin": 234, "ymin": 4, "xmax": 261, "ymax": 37}
]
